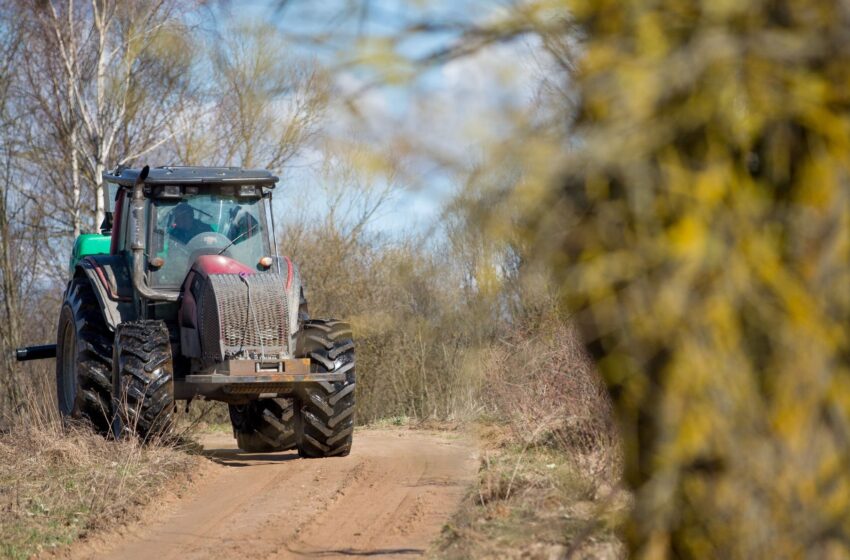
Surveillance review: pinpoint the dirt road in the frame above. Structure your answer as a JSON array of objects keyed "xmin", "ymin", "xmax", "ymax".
[{"xmin": 79, "ymin": 428, "xmax": 477, "ymax": 560}]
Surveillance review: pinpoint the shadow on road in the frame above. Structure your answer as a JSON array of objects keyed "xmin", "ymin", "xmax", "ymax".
[
  {"xmin": 202, "ymin": 447, "xmax": 301, "ymax": 467},
  {"xmin": 285, "ymin": 547, "xmax": 424, "ymax": 557}
]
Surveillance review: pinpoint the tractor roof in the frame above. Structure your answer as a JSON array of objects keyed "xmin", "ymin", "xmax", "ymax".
[{"xmin": 102, "ymin": 166, "xmax": 279, "ymax": 187}]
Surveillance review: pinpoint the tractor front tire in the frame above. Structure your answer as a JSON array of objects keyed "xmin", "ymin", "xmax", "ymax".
[
  {"xmin": 112, "ymin": 321, "xmax": 175, "ymax": 440},
  {"xmin": 294, "ymin": 319, "xmax": 356, "ymax": 458},
  {"xmin": 229, "ymin": 398, "xmax": 297, "ymax": 453},
  {"xmin": 55, "ymin": 278, "xmax": 113, "ymax": 433}
]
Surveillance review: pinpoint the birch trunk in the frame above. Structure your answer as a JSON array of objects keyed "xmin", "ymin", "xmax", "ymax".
[
  {"xmin": 93, "ymin": 0, "xmax": 107, "ymax": 232},
  {"xmin": 71, "ymin": 128, "xmax": 81, "ymax": 237},
  {"xmin": 94, "ymin": 160, "xmax": 104, "ymax": 230}
]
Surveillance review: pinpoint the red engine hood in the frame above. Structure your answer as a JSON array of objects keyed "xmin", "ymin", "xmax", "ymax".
[
  {"xmin": 178, "ymin": 255, "xmax": 256, "ymax": 332},
  {"xmin": 192, "ymin": 255, "xmax": 256, "ymax": 276}
]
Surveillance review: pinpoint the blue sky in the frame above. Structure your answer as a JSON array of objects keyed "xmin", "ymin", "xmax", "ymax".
[{"xmin": 208, "ymin": 1, "xmax": 545, "ymax": 237}]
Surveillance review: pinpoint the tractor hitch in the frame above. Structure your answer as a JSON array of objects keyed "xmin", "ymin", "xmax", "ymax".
[{"xmin": 15, "ymin": 344, "xmax": 57, "ymax": 361}]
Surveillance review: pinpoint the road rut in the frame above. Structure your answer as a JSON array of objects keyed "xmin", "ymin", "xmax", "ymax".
[{"xmin": 77, "ymin": 428, "xmax": 477, "ymax": 560}]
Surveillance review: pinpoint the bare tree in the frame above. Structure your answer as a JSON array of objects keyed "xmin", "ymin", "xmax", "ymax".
[
  {"xmin": 18, "ymin": 0, "xmax": 199, "ymax": 233},
  {"xmin": 0, "ymin": 1, "xmax": 27, "ymax": 408},
  {"xmin": 202, "ymin": 21, "xmax": 328, "ymax": 170},
  {"xmin": 0, "ymin": 3, "xmax": 58, "ymax": 410}
]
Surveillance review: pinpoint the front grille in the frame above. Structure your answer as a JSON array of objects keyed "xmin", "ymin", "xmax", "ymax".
[{"xmin": 197, "ymin": 273, "xmax": 289, "ymax": 361}]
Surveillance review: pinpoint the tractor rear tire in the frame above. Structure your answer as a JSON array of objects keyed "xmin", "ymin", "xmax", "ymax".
[
  {"xmin": 55, "ymin": 277, "xmax": 113, "ymax": 433},
  {"xmin": 229, "ymin": 398, "xmax": 297, "ymax": 452},
  {"xmin": 112, "ymin": 320, "xmax": 175, "ymax": 440},
  {"xmin": 294, "ymin": 319, "xmax": 356, "ymax": 458}
]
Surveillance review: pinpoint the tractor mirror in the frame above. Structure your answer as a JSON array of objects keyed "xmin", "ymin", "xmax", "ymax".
[{"xmin": 100, "ymin": 212, "xmax": 113, "ymax": 235}]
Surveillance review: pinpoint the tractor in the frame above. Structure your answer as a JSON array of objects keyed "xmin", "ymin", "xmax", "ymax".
[{"xmin": 16, "ymin": 166, "xmax": 355, "ymax": 457}]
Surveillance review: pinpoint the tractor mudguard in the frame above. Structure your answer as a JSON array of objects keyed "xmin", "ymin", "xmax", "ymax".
[{"xmin": 77, "ymin": 255, "xmax": 137, "ymax": 330}]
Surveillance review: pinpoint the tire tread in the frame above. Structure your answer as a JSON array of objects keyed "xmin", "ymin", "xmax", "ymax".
[
  {"xmin": 294, "ymin": 319, "xmax": 356, "ymax": 458},
  {"xmin": 55, "ymin": 278, "xmax": 113, "ymax": 433},
  {"xmin": 113, "ymin": 320, "xmax": 175, "ymax": 440}
]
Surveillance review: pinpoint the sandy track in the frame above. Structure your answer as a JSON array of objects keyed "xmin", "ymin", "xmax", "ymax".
[{"xmin": 79, "ymin": 429, "xmax": 477, "ymax": 560}]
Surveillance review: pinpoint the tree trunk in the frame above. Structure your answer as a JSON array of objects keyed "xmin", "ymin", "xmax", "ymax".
[
  {"xmin": 92, "ymin": 0, "xmax": 109, "ymax": 233},
  {"xmin": 0, "ymin": 173, "xmax": 21, "ymax": 409},
  {"xmin": 94, "ymin": 159, "xmax": 104, "ymax": 232},
  {"xmin": 71, "ymin": 128, "xmax": 81, "ymax": 237}
]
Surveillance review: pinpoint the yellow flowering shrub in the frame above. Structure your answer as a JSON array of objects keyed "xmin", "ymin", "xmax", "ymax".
[{"xmin": 521, "ymin": 1, "xmax": 850, "ymax": 556}]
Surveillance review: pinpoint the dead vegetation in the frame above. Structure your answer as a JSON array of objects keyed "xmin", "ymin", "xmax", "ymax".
[
  {"xmin": 435, "ymin": 319, "xmax": 628, "ymax": 559},
  {"xmin": 480, "ymin": 321, "xmax": 618, "ymax": 465},
  {"xmin": 0, "ymin": 396, "xmax": 200, "ymax": 560}
]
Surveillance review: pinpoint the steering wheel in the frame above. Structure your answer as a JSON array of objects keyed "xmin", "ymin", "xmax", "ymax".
[
  {"xmin": 167, "ymin": 231, "xmax": 231, "ymax": 265},
  {"xmin": 185, "ymin": 231, "xmax": 230, "ymax": 252},
  {"xmin": 184, "ymin": 232, "xmax": 232, "ymax": 261}
]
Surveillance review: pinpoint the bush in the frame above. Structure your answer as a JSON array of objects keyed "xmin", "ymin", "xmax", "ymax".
[
  {"xmin": 280, "ymin": 224, "xmax": 489, "ymax": 423},
  {"xmin": 479, "ymin": 318, "xmax": 620, "ymax": 481}
]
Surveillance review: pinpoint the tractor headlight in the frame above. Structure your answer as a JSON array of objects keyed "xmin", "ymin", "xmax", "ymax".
[
  {"xmin": 162, "ymin": 185, "xmax": 182, "ymax": 198},
  {"xmin": 239, "ymin": 185, "xmax": 258, "ymax": 197}
]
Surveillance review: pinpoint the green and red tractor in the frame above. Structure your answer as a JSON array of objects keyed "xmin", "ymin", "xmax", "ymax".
[{"xmin": 16, "ymin": 166, "xmax": 355, "ymax": 457}]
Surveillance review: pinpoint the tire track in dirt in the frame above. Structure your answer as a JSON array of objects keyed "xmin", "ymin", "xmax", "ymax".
[{"xmin": 72, "ymin": 428, "xmax": 477, "ymax": 560}]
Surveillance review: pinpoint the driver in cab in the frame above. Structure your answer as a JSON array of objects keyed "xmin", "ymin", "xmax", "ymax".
[{"xmin": 168, "ymin": 202, "xmax": 212, "ymax": 245}]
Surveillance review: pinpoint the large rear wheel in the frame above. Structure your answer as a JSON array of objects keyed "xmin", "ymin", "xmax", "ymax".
[
  {"xmin": 229, "ymin": 398, "xmax": 297, "ymax": 452},
  {"xmin": 294, "ymin": 319, "xmax": 356, "ymax": 458},
  {"xmin": 55, "ymin": 278, "xmax": 113, "ymax": 433},
  {"xmin": 112, "ymin": 320, "xmax": 175, "ymax": 440}
]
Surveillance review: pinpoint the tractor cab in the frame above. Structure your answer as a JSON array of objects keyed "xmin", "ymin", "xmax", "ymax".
[{"xmin": 103, "ymin": 166, "xmax": 280, "ymax": 293}]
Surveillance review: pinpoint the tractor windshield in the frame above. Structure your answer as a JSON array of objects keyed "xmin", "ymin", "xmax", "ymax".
[{"xmin": 149, "ymin": 195, "xmax": 270, "ymax": 287}]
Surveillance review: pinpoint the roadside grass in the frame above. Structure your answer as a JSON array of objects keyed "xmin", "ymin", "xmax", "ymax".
[
  {"xmin": 0, "ymin": 398, "xmax": 200, "ymax": 560},
  {"xmin": 188, "ymin": 421, "xmax": 232, "ymax": 434},
  {"xmin": 178, "ymin": 400, "xmax": 230, "ymax": 426},
  {"xmin": 434, "ymin": 319, "xmax": 630, "ymax": 559},
  {"xmin": 435, "ymin": 425, "xmax": 629, "ymax": 559},
  {"xmin": 0, "ymin": 310, "xmax": 625, "ymax": 559},
  {"xmin": 367, "ymin": 414, "xmax": 413, "ymax": 428}
]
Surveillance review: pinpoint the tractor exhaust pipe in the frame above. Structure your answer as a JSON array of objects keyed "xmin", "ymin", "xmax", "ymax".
[
  {"xmin": 15, "ymin": 344, "xmax": 57, "ymax": 361},
  {"xmin": 130, "ymin": 165, "xmax": 178, "ymax": 303}
]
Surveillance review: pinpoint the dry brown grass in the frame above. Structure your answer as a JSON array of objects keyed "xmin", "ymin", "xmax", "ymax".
[
  {"xmin": 435, "ymin": 318, "xmax": 629, "ymax": 559},
  {"xmin": 480, "ymin": 319, "xmax": 621, "ymax": 484},
  {"xmin": 0, "ymin": 393, "xmax": 200, "ymax": 559}
]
